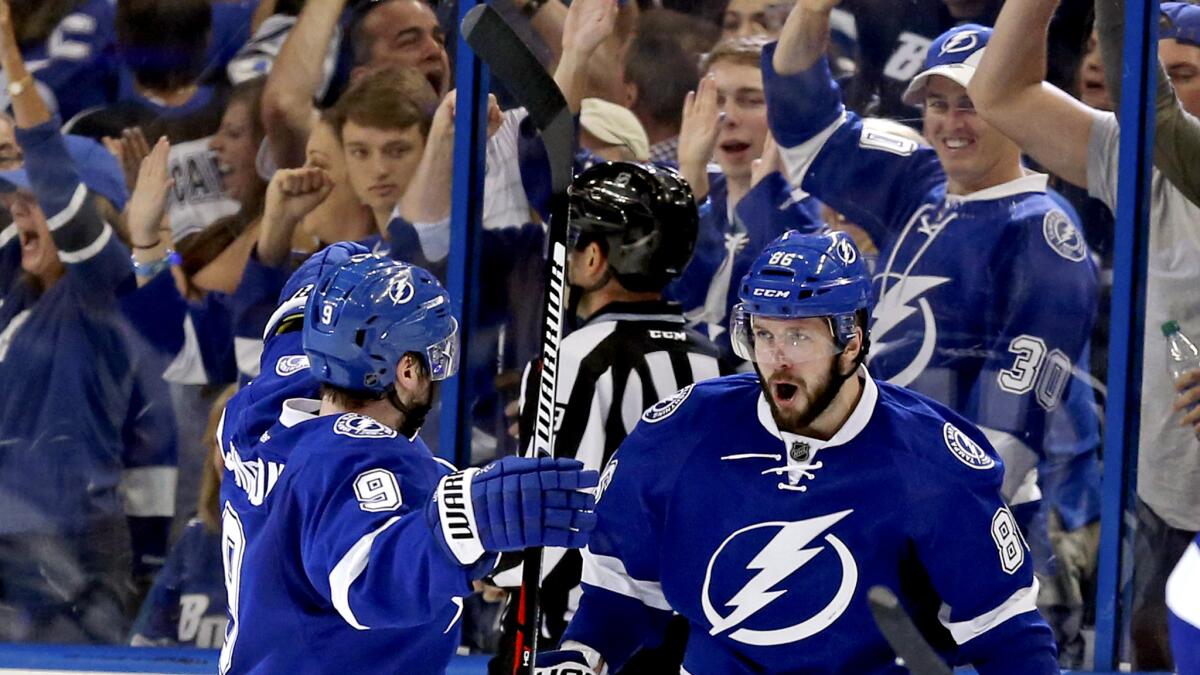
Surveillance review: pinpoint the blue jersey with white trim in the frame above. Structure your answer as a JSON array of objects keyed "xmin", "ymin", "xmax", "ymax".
[
  {"xmin": 0, "ymin": 119, "xmax": 175, "ymax": 545},
  {"xmin": 19, "ymin": 0, "xmax": 119, "ymax": 120},
  {"xmin": 564, "ymin": 373, "xmax": 1057, "ymax": 674},
  {"xmin": 1169, "ymin": 534, "xmax": 1200, "ymax": 675},
  {"xmin": 667, "ymin": 170, "xmax": 823, "ymax": 359},
  {"xmin": 217, "ymin": 407, "xmax": 471, "ymax": 675},
  {"xmin": 762, "ymin": 49, "xmax": 1098, "ymax": 473}
]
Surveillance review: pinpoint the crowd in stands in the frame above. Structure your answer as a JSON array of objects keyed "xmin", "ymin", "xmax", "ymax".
[{"xmin": 0, "ymin": 0, "xmax": 1197, "ymax": 670}]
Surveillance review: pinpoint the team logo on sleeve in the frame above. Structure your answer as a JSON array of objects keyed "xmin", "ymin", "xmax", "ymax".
[
  {"xmin": 701, "ymin": 510, "xmax": 857, "ymax": 646},
  {"xmin": 274, "ymin": 355, "xmax": 309, "ymax": 376},
  {"xmin": 1042, "ymin": 210, "xmax": 1087, "ymax": 262},
  {"xmin": 333, "ymin": 413, "xmax": 398, "ymax": 439},
  {"xmin": 642, "ymin": 384, "xmax": 694, "ymax": 423},
  {"xmin": 942, "ymin": 422, "xmax": 995, "ymax": 469}
]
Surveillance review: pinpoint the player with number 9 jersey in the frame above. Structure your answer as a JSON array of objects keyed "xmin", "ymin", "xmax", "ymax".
[{"xmin": 219, "ymin": 255, "xmax": 598, "ymax": 674}]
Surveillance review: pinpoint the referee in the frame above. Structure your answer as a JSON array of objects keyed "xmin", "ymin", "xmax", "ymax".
[{"xmin": 514, "ymin": 161, "xmax": 734, "ymax": 664}]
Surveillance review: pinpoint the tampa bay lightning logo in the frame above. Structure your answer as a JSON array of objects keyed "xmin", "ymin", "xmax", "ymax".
[
  {"xmin": 595, "ymin": 459, "xmax": 618, "ymax": 504},
  {"xmin": 274, "ymin": 354, "xmax": 309, "ymax": 377},
  {"xmin": 939, "ymin": 31, "xmax": 980, "ymax": 55},
  {"xmin": 701, "ymin": 510, "xmax": 857, "ymax": 646},
  {"xmin": 642, "ymin": 384, "xmax": 694, "ymax": 423},
  {"xmin": 870, "ymin": 272, "xmax": 951, "ymax": 387},
  {"xmin": 834, "ymin": 238, "xmax": 857, "ymax": 265},
  {"xmin": 333, "ymin": 413, "xmax": 397, "ymax": 439},
  {"xmin": 385, "ymin": 274, "xmax": 415, "ymax": 305},
  {"xmin": 1042, "ymin": 210, "xmax": 1087, "ymax": 262},
  {"xmin": 942, "ymin": 422, "xmax": 995, "ymax": 469}
]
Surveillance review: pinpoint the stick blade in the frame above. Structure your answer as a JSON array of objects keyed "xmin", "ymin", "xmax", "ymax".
[
  {"xmin": 867, "ymin": 585, "xmax": 953, "ymax": 675},
  {"xmin": 460, "ymin": 4, "xmax": 574, "ymax": 193}
]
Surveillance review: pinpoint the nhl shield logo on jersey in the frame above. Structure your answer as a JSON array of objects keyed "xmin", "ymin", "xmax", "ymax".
[
  {"xmin": 642, "ymin": 384, "xmax": 694, "ymax": 424},
  {"xmin": 942, "ymin": 422, "xmax": 995, "ymax": 469},
  {"xmin": 1042, "ymin": 210, "xmax": 1087, "ymax": 262},
  {"xmin": 701, "ymin": 510, "xmax": 858, "ymax": 646},
  {"xmin": 274, "ymin": 355, "xmax": 309, "ymax": 377},
  {"xmin": 333, "ymin": 413, "xmax": 398, "ymax": 439}
]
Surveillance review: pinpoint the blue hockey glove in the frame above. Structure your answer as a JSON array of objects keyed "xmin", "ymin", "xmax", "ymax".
[
  {"xmin": 428, "ymin": 457, "xmax": 599, "ymax": 566},
  {"xmin": 534, "ymin": 649, "xmax": 598, "ymax": 675}
]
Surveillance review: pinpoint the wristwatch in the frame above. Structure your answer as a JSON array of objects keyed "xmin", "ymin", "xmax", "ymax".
[{"xmin": 6, "ymin": 74, "xmax": 32, "ymax": 97}]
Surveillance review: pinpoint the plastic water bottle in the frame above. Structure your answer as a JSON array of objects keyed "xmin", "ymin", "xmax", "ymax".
[{"xmin": 1163, "ymin": 320, "xmax": 1200, "ymax": 384}]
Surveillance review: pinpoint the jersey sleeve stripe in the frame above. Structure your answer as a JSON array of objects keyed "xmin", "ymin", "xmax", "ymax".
[
  {"xmin": 56, "ymin": 221, "xmax": 112, "ymax": 263},
  {"xmin": 119, "ymin": 466, "xmax": 178, "ymax": 517},
  {"xmin": 46, "ymin": 183, "xmax": 88, "ymax": 232},
  {"xmin": 580, "ymin": 550, "xmax": 671, "ymax": 611},
  {"xmin": 938, "ymin": 577, "xmax": 1040, "ymax": 645},
  {"xmin": 1167, "ymin": 541, "xmax": 1200, "ymax": 628},
  {"xmin": 329, "ymin": 515, "xmax": 404, "ymax": 630},
  {"xmin": 777, "ymin": 110, "xmax": 847, "ymax": 199}
]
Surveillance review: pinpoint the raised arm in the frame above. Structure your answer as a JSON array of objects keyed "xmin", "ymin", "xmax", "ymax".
[
  {"xmin": 0, "ymin": 0, "xmax": 129, "ymax": 293},
  {"xmin": 1096, "ymin": 0, "xmax": 1200, "ymax": 206},
  {"xmin": 771, "ymin": 0, "xmax": 837, "ymax": 76},
  {"xmin": 967, "ymin": 0, "xmax": 1100, "ymax": 188},
  {"xmin": 554, "ymin": 0, "xmax": 619, "ymax": 115},
  {"xmin": 261, "ymin": 0, "xmax": 347, "ymax": 170}
]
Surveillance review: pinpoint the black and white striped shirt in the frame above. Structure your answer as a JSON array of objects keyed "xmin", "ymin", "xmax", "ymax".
[
  {"xmin": 521, "ymin": 300, "xmax": 733, "ymax": 474},
  {"xmin": 515, "ymin": 300, "xmax": 733, "ymax": 641}
]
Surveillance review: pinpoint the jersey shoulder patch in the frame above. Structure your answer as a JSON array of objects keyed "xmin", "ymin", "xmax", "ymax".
[
  {"xmin": 1041, "ymin": 209, "xmax": 1087, "ymax": 262},
  {"xmin": 333, "ymin": 413, "xmax": 397, "ymax": 439},
  {"xmin": 941, "ymin": 422, "xmax": 996, "ymax": 470},
  {"xmin": 274, "ymin": 354, "xmax": 309, "ymax": 377},
  {"xmin": 642, "ymin": 384, "xmax": 695, "ymax": 423}
]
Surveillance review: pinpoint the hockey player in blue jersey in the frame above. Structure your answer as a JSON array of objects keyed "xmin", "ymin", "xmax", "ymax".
[
  {"xmin": 762, "ymin": 0, "xmax": 1098, "ymax": 545},
  {"xmin": 536, "ymin": 230, "xmax": 1057, "ymax": 674},
  {"xmin": 218, "ymin": 255, "xmax": 600, "ymax": 674}
]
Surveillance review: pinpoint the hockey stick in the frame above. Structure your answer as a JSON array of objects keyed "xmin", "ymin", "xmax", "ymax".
[
  {"xmin": 461, "ymin": 6, "xmax": 575, "ymax": 675},
  {"xmin": 867, "ymin": 586, "xmax": 953, "ymax": 675}
]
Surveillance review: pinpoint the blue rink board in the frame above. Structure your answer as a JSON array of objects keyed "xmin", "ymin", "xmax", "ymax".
[{"xmin": 0, "ymin": 645, "xmax": 1168, "ymax": 675}]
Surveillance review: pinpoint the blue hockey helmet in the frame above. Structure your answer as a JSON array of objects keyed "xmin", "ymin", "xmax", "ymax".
[
  {"xmin": 731, "ymin": 230, "xmax": 871, "ymax": 364},
  {"xmin": 265, "ymin": 242, "xmax": 373, "ymax": 337},
  {"xmin": 303, "ymin": 255, "xmax": 459, "ymax": 393}
]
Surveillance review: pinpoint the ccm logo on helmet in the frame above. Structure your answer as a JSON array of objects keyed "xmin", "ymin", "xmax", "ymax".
[{"xmin": 752, "ymin": 288, "xmax": 791, "ymax": 298}]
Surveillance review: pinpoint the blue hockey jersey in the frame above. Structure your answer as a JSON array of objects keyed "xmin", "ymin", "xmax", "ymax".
[
  {"xmin": 130, "ymin": 518, "xmax": 228, "ymax": 648},
  {"xmin": 667, "ymin": 170, "xmax": 823, "ymax": 359},
  {"xmin": 1169, "ymin": 534, "xmax": 1200, "ymax": 675},
  {"xmin": 0, "ymin": 119, "xmax": 175, "ymax": 548},
  {"xmin": 564, "ymin": 372, "xmax": 1057, "ymax": 673},
  {"xmin": 762, "ymin": 49, "xmax": 1098, "ymax": 495},
  {"xmin": 217, "ymin": 404, "xmax": 479, "ymax": 674},
  {"xmin": 18, "ymin": 0, "xmax": 119, "ymax": 120}
]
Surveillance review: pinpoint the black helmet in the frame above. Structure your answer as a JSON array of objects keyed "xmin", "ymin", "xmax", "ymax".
[{"xmin": 567, "ymin": 161, "xmax": 698, "ymax": 292}]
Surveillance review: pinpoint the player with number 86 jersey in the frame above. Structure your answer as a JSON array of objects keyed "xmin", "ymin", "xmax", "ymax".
[{"xmin": 542, "ymin": 231, "xmax": 1057, "ymax": 674}]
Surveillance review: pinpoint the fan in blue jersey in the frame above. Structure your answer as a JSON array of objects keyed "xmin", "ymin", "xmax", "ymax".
[
  {"xmin": 762, "ymin": 0, "xmax": 1099, "ymax": 567},
  {"xmin": 536, "ymin": 230, "xmax": 1057, "ymax": 674},
  {"xmin": 666, "ymin": 36, "xmax": 823, "ymax": 359},
  {"xmin": 218, "ymin": 255, "xmax": 599, "ymax": 674}
]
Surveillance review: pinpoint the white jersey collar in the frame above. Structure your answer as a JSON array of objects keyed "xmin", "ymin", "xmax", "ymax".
[
  {"xmin": 756, "ymin": 365, "xmax": 879, "ymax": 452},
  {"xmin": 946, "ymin": 172, "xmax": 1048, "ymax": 204},
  {"xmin": 279, "ymin": 398, "xmax": 322, "ymax": 428}
]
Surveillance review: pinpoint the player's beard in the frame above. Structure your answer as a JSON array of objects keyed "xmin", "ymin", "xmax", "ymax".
[
  {"xmin": 758, "ymin": 357, "xmax": 850, "ymax": 435},
  {"xmin": 389, "ymin": 382, "xmax": 437, "ymax": 439}
]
